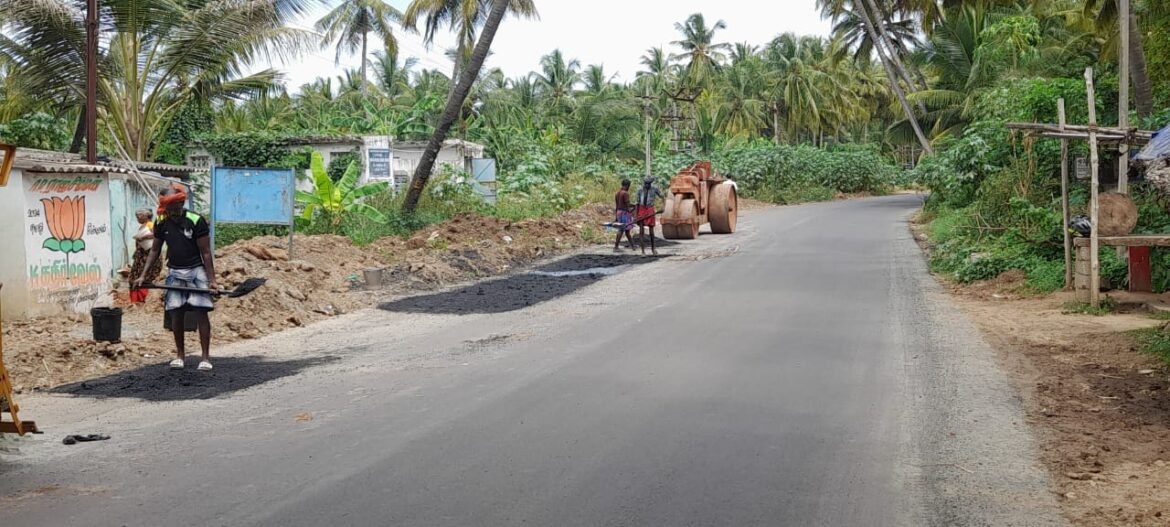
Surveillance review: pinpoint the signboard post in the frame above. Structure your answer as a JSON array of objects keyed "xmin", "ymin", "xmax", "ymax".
[{"xmin": 210, "ymin": 167, "xmax": 296, "ymax": 258}]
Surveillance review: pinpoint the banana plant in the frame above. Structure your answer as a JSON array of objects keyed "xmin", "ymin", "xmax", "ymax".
[{"xmin": 296, "ymin": 151, "xmax": 389, "ymax": 228}]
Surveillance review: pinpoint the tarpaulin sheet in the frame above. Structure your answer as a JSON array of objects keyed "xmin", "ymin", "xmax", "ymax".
[{"xmin": 1136, "ymin": 125, "xmax": 1170, "ymax": 161}]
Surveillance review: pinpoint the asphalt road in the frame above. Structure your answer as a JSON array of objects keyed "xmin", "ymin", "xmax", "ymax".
[{"xmin": 1, "ymin": 196, "xmax": 1066, "ymax": 526}]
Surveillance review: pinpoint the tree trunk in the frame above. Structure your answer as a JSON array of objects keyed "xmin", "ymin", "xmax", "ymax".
[
  {"xmin": 856, "ymin": 0, "xmax": 932, "ymax": 154},
  {"xmin": 863, "ymin": 0, "xmax": 927, "ymax": 114},
  {"xmin": 360, "ymin": 30, "xmax": 368, "ymax": 97},
  {"xmin": 1128, "ymin": 13, "xmax": 1154, "ymax": 119},
  {"xmin": 447, "ymin": 41, "xmax": 465, "ymax": 101},
  {"xmin": 772, "ymin": 105, "xmax": 781, "ymax": 145},
  {"xmin": 69, "ymin": 110, "xmax": 86, "ymax": 154},
  {"xmin": 401, "ymin": 0, "xmax": 508, "ymax": 213}
]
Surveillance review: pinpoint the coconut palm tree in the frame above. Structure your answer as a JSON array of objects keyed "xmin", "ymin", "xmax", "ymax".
[
  {"xmin": 714, "ymin": 55, "xmax": 768, "ymax": 139},
  {"xmin": 374, "ymin": 50, "xmax": 418, "ymax": 101},
  {"xmin": 316, "ymin": 0, "xmax": 403, "ymax": 97},
  {"xmin": 731, "ymin": 42, "xmax": 759, "ymax": 66},
  {"xmin": 584, "ymin": 64, "xmax": 615, "ymax": 94},
  {"xmin": 823, "ymin": 0, "xmax": 932, "ymax": 152},
  {"xmin": 1078, "ymin": 0, "xmax": 1154, "ymax": 117},
  {"xmin": 0, "ymin": 0, "xmax": 315, "ymax": 160},
  {"xmin": 670, "ymin": 13, "xmax": 732, "ymax": 90},
  {"xmin": 764, "ymin": 34, "xmax": 831, "ymax": 143},
  {"xmin": 535, "ymin": 49, "xmax": 581, "ymax": 111},
  {"xmin": 403, "ymin": 0, "xmax": 538, "ymax": 88},
  {"xmin": 402, "ymin": 0, "xmax": 514, "ymax": 213}
]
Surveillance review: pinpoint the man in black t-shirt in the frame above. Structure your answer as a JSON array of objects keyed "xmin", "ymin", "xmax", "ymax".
[{"xmin": 135, "ymin": 185, "xmax": 218, "ymax": 371}]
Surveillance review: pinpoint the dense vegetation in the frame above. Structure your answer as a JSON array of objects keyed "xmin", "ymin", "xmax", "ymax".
[{"xmin": 908, "ymin": 1, "xmax": 1170, "ymax": 294}]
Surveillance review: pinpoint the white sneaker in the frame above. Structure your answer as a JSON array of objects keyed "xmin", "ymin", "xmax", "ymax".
[
  {"xmin": 169, "ymin": 358, "xmax": 184, "ymax": 369},
  {"xmin": 197, "ymin": 361, "xmax": 213, "ymax": 371}
]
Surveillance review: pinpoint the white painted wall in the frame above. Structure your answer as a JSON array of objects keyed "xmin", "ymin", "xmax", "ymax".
[
  {"xmin": 188, "ymin": 138, "xmax": 486, "ymax": 196},
  {"xmin": 21, "ymin": 173, "xmax": 114, "ymax": 317},
  {"xmin": 0, "ymin": 168, "xmax": 32, "ymax": 319}
]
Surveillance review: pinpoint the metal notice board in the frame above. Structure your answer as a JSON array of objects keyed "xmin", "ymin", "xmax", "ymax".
[
  {"xmin": 367, "ymin": 148, "xmax": 392, "ymax": 182},
  {"xmin": 210, "ymin": 166, "xmax": 295, "ymax": 258}
]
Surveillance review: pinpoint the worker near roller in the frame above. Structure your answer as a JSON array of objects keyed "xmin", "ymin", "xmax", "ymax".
[
  {"xmin": 134, "ymin": 183, "xmax": 218, "ymax": 372},
  {"xmin": 636, "ymin": 176, "xmax": 665, "ymax": 256},
  {"xmin": 613, "ymin": 179, "xmax": 637, "ymax": 252}
]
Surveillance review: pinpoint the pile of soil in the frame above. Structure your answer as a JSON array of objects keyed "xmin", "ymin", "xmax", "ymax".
[{"xmin": 2, "ymin": 204, "xmax": 611, "ymax": 392}]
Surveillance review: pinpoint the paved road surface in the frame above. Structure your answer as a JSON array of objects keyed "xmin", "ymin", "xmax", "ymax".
[{"xmin": 1, "ymin": 196, "xmax": 1066, "ymax": 526}]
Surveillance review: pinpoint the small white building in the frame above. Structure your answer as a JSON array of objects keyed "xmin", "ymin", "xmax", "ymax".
[
  {"xmin": 185, "ymin": 136, "xmax": 487, "ymax": 191},
  {"xmin": 0, "ymin": 148, "xmax": 199, "ymax": 319}
]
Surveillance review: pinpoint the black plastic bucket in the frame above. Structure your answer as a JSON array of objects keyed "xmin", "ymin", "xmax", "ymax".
[
  {"xmin": 91, "ymin": 307, "xmax": 123, "ymax": 342},
  {"xmin": 163, "ymin": 310, "xmax": 198, "ymax": 332}
]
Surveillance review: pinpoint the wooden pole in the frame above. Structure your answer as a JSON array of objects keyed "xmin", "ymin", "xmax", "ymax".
[
  {"xmin": 643, "ymin": 85, "xmax": 652, "ymax": 180},
  {"xmin": 1118, "ymin": 0, "xmax": 1131, "ymax": 195},
  {"xmin": 1059, "ymin": 98, "xmax": 1072, "ymax": 290},
  {"xmin": 1085, "ymin": 68, "xmax": 1102, "ymax": 307},
  {"xmin": 85, "ymin": 0, "xmax": 98, "ymax": 164}
]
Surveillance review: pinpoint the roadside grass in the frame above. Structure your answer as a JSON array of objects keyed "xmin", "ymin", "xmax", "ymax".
[
  {"xmin": 1061, "ymin": 297, "xmax": 1118, "ymax": 316},
  {"xmin": 1131, "ymin": 327, "xmax": 1170, "ymax": 365}
]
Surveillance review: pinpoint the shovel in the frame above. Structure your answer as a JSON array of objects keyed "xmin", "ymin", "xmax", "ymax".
[
  {"xmin": 143, "ymin": 277, "xmax": 267, "ymax": 298},
  {"xmin": 601, "ymin": 209, "xmax": 663, "ymax": 230}
]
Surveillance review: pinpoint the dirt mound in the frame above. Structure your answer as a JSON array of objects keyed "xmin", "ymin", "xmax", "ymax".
[
  {"xmin": 2, "ymin": 205, "xmax": 612, "ymax": 391},
  {"xmin": 369, "ymin": 204, "xmax": 611, "ymax": 289}
]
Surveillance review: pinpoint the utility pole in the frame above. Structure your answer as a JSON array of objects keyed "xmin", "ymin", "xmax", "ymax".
[
  {"xmin": 663, "ymin": 88, "xmax": 698, "ymax": 155},
  {"xmin": 85, "ymin": 0, "xmax": 98, "ymax": 163},
  {"xmin": 1118, "ymin": 0, "xmax": 1130, "ymax": 195},
  {"xmin": 640, "ymin": 85, "xmax": 653, "ymax": 180}
]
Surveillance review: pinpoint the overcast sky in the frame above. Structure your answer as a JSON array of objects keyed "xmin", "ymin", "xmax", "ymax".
[{"xmin": 277, "ymin": 1, "xmax": 832, "ymax": 89}]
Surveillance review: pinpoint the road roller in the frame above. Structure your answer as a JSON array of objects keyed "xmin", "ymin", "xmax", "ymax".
[{"xmin": 660, "ymin": 161, "xmax": 738, "ymax": 239}]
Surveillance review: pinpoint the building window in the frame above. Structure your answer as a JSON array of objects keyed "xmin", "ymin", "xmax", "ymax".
[{"xmin": 190, "ymin": 155, "xmax": 210, "ymax": 168}]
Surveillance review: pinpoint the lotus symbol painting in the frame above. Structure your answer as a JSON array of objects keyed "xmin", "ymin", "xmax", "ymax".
[{"xmin": 40, "ymin": 196, "xmax": 87, "ymax": 253}]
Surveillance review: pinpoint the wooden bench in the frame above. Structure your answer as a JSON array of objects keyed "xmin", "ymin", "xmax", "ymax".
[{"xmin": 1073, "ymin": 236, "xmax": 1170, "ymax": 298}]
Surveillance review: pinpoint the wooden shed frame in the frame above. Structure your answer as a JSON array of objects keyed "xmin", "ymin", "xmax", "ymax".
[{"xmin": 1005, "ymin": 68, "xmax": 1155, "ymax": 307}]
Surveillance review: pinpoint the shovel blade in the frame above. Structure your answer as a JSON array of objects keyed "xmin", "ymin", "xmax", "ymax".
[{"xmin": 226, "ymin": 277, "xmax": 267, "ymax": 298}]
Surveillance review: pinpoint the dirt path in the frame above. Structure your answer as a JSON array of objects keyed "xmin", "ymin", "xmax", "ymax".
[{"xmin": 917, "ymin": 236, "xmax": 1170, "ymax": 525}]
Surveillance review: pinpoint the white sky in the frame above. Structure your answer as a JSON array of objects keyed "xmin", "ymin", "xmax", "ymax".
[{"xmin": 277, "ymin": 0, "xmax": 831, "ymax": 89}]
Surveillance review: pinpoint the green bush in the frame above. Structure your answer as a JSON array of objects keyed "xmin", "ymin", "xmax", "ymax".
[
  {"xmin": 0, "ymin": 112, "xmax": 70, "ymax": 150},
  {"xmin": 657, "ymin": 140, "xmax": 903, "ymax": 203},
  {"xmin": 327, "ymin": 151, "xmax": 360, "ymax": 182},
  {"xmin": 213, "ymin": 224, "xmax": 289, "ymax": 248}
]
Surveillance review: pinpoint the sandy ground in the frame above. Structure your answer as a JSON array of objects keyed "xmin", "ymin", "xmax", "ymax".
[{"xmin": 914, "ymin": 224, "xmax": 1170, "ymax": 526}]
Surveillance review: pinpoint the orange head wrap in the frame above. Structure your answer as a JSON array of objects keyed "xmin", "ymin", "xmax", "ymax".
[{"xmin": 157, "ymin": 182, "xmax": 188, "ymax": 216}]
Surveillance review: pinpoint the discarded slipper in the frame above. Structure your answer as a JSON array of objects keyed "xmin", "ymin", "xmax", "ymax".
[{"xmin": 62, "ymin": 434, "xmax": 110, "ymax": 445}]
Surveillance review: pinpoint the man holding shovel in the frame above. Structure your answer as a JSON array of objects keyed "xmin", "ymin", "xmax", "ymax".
[
  {"xmin": 636, "ymin": 176, "xmax": 664, "ymax": 256},
  {"xmin": 134, "ymin": 184, "xmax": 218, "ymax": 371}
]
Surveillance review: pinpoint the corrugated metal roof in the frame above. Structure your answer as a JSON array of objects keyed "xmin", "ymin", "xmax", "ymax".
[
  {"xmin": 26, "ymin": 162, "xmax": 133, "ymax": 174},
  {"xmin": 12, "ymin": 147, "xmax": 199, "ymax": 174},
  {"xmin": 116, "ymin": 160, "xmax": 202, "ymax": 173}
]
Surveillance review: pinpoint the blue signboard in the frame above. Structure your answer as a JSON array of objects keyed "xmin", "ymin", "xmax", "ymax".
[
  {"xmin": 211, "ymin": 167, "xmax": 294, "ymax": 225},
  {"xmin": 210, "ymin": 166, "xmax": 295, "ymax": 255}
]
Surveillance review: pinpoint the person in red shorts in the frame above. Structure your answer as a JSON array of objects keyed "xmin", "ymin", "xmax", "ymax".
[
  {"xmin": 613, "ymin": 179, "xmax": 637, "ymax": 252},
  {"xmin": 635, "ymin": 176, "xmax": 664, "ymax": 255}
]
